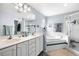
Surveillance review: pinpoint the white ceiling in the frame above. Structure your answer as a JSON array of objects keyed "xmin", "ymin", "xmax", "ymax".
[{"xmin": 29, "ymin": 3, "xmax": 79, "ymax": 16}]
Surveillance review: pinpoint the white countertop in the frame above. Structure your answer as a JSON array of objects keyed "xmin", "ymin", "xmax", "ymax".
[{"xmin": 0, "ymin": 33, "xmax": 43, "ymax": 49}]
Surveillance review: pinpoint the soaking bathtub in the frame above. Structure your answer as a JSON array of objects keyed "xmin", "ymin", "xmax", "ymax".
[{"xmin": 46, "ymin": 32, "xmax": 69, "ymax": 51}]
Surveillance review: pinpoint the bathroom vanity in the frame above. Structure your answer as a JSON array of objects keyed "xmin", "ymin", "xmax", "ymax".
[{"xmin": 0, "ymin": 33, "xmax": 43, "ymax": 56}]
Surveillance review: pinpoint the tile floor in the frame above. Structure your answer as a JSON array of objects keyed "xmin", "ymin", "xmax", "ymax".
[{"xmin": 47, "ymin": 48, "xmax": 77, "ymax": 56}]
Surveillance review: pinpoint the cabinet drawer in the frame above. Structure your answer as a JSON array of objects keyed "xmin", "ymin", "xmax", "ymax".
[
  {"xmin": 29, "ymin": 39, "xmax": 35, "ymax": 45},
  {"xmin": 17, "ymin": 41, "xmax": 28, "ymax": 47}
]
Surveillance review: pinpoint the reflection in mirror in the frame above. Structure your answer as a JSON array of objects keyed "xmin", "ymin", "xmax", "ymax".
[
  {"xmin": 14, "ymin": 18, "xmax": 37, "ymax": 36},
  {"xmin": 54, "ymin": 23, "xmax": 63, "ymax": 32},
  {"xmin": 3, "ymin": 25, "xmax": 13, "ymax": 36},
  {"xmin": 14, "ymin": 20, "xmax": 21, "ymax": 35},
  {"xmin": 25, "ymin": 20, "xmax": 36, "ymax": 35}
]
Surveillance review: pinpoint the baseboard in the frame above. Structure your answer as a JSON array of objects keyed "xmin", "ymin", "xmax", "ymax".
[{"xmin": 38, "ymin": 50, "xmax": 49, "ymax": 56}]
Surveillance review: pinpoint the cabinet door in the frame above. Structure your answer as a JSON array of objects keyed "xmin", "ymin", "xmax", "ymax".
[
  {"xmin": 17, "ymin": 41, "xmax": 28, "ymax": 56},
  {"xmin": 0, "ymin": 45, "xmax": 16, "ymax": 56},
  {"xmin": 36, "ymin": 37, "xmax": 40, "ymax": 55},
  {"xmin": 28, "ymin": 39, "xmax": 36, "ymax": 56},
  {"xmin": 0, "ymin": 51, "xmax": 1, "ymax": 56},
  {"xmin": 39, "ymin": 36, "xmax": 43, "ymax": 52}
]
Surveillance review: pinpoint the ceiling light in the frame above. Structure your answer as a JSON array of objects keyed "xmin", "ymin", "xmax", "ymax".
[
  {"xmin": 64, "ymin": 3, "xmax": 68, "ymax": 7},
  {"xmin": 15, "ymin": 3, "xmax": 32, "ymax": 13}
]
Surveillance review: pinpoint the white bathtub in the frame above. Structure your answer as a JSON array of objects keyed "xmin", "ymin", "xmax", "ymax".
[
  {"xmin": 46, "ymin": 32, "xmax": 69, "ymax": 51},
  {"xmin": 46, "ymin": 32, "xmax": 68, "ymax": 43}
]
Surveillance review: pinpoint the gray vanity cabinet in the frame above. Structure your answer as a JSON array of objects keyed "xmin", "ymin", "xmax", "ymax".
[
  {"xmin": 0, "ymin": 45, "xmax": 16, "ymax": 56},
  {"xmin": 16, "ymin": 41, "xmax": 28, "ymax": 56},
  {"xmin": 0, "ymin": 35, "xmax": 43, "ymax": 56},
  {"xmin": 28, "ymin": 38, "xmax": 36, "ymax": 56},
  {"xmin": 35, "ymin": 36, "xmax": 43, "ymax": 56},
  {"xmin": 28, "ymin": 35, "xmax": 43, "ymax": 56}
]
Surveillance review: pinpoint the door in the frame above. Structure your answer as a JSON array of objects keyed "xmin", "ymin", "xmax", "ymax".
[
  {"xmin": 0, "ymin": 45, "xmax": 16, "ymax": 56},
  {"xmin": 28, "ymin": 39, "xmax": 36, "ymax": 56},
  {"xmin": 17, "ymin": 41, "xmax": 28, "ymax": 56}
]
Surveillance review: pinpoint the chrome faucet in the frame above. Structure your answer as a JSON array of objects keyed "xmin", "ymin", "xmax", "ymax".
[{"xmin": 8, "ymin": 35, "xmax": 12, "ymax": 39}]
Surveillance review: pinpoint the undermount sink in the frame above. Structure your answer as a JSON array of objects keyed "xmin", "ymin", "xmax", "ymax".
[{"xmin": 0, "ymin": 37, "xmax": 20, "ymax": 43}]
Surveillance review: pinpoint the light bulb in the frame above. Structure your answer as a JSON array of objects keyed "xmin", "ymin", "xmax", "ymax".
[
  {"xmin": 24, "ymin": 5, "xmax": 28, "ymax": 9},
  {"xmin": 18, "ymin": 3, "xmax": 23, "ymax": 7},
  {"xmin": 27, "ymin": 7, "xmax": 31, "ymax": 11}
]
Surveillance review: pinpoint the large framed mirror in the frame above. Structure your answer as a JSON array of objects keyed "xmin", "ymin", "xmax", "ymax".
[{"xmin": 14, "ymin": 18, "xmax": 36, "ymax": 36}]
